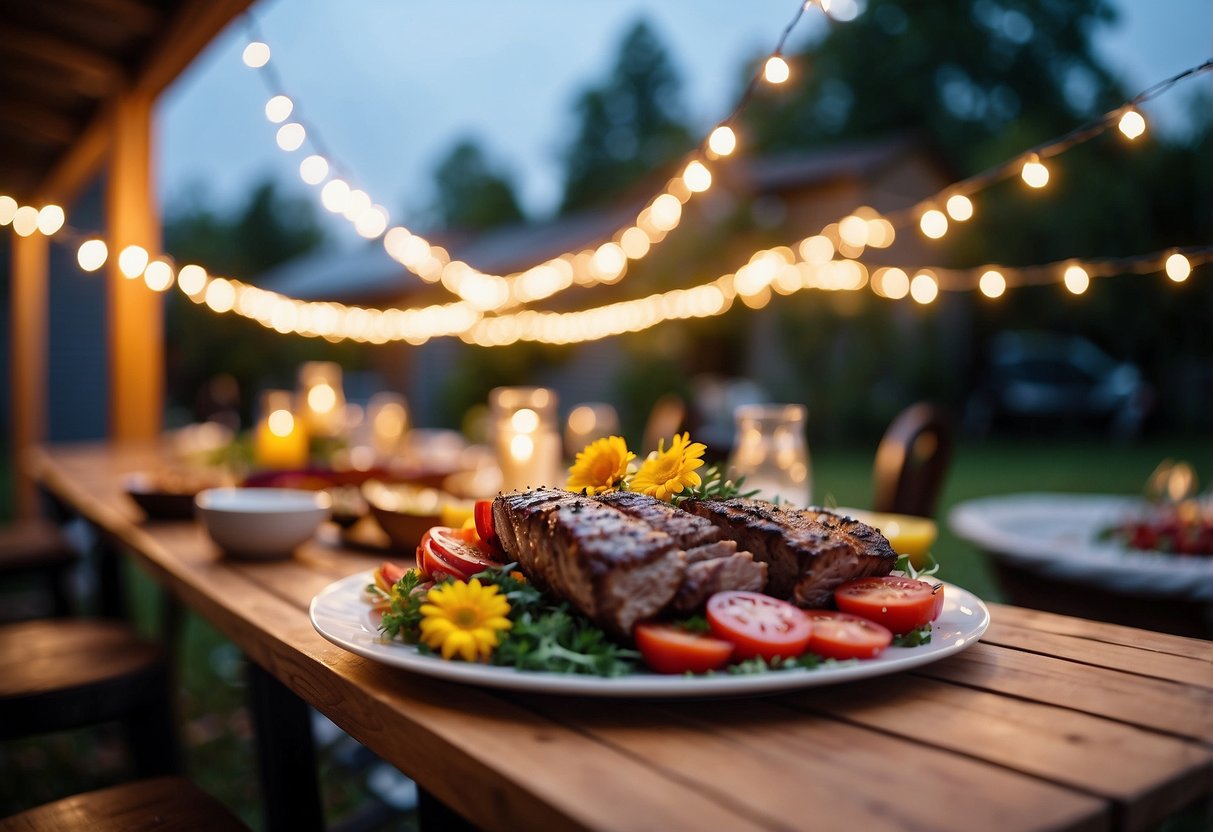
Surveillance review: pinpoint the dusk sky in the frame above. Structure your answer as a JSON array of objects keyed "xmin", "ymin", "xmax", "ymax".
[{"xmin": 157, "ymin": 0, "xmax": 1212, "ymax": 246}]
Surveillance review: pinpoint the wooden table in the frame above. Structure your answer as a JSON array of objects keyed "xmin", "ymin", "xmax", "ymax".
[{"xmin": 28, "ymin": 440, "xmax": 1213, "ymax": 832}]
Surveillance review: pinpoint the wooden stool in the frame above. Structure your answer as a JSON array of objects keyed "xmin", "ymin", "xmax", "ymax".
[
  {"xmin": 0, "ymin": 522, "xmax": 78, "ymax": 619},
  {"xmin": 0, "ymin": 619, "xmax": 180, "ymax": 777},
  {"xmin": 0, "ymin": 776, "xmax": 248, "ymax": 830}
]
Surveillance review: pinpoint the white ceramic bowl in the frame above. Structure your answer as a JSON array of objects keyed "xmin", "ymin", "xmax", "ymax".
[{"xmin": 195, "ymin": 488, "xmax": 331, "ymax": 560}]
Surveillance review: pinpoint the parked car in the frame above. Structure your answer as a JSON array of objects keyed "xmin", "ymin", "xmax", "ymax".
[{"xmin": 965, "ymin": 331, "xmax": 1152, "ymax": 437}]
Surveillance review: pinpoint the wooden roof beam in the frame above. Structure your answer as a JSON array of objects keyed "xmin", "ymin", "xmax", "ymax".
[{"xmin": 0, "ymin": 21, "xmax": 125, "ymax": 96}]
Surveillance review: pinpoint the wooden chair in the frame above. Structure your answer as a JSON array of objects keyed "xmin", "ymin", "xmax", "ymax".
[
  {"xmin": 0, "ymin": 777, "xmax": 248, "ymax": 831},
  {"xmin": 0, "ymin": 521, "xmax": 78, "ymax": 620},
  {"xmin": 872, "ymin": 403, "xmax": 954, "ymax": 518},
  {"xmin": 0, "ymin": 618, "xmax": 180, "ymax": 780}
]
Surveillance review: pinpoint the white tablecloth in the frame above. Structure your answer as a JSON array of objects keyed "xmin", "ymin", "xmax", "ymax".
[{"xmin": 949, "ymin": 493, "xmax": 1213, "ymax": 602}]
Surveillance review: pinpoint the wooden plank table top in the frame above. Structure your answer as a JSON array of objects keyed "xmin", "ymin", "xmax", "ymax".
[{"xmin": 27, "ymin": 440, "xmax": 1213, "ymax": 832}]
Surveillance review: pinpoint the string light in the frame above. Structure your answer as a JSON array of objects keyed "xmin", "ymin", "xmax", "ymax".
[
  {"xmin": 978, "ymin": 269, "xmax": 1005, "ymax": 298},
  {"xmin": 945, "ymin": 194, "xmax": 973, "ymax": 222},
  {"xmin": 177, "ymin": 264, "xmax": 208, "ymax": 296},
  {"xmin": 299, "ymin": 155, "xmax": 329, "ymax": 184},
  {"xmin": 1165, "ymin": 252, "xmax": 1191, "ymax": 282},
  {"xmin": 265, "ymin": 95, "xmax": 293, "ymax": 123},
  {"xmin": 36, "ymin": 205, "xmax": 65, "ymax": 235},
  {"xmin": 1063, "ymin": 264, "xmax": 1090, "ymax": 294},
  {"xmin": 143, "ymin": 259, "xmax": 175, "ymax": 292},
  {"xmin": 118, "ymin": 245, "xmax": 149, "ymax": 278},
  {"xmin": 1118, "ymin": 109, "xmax": 1146, "ymax": 140},
  {"xmin": 682, "ymin": 161, "xmax": 712, "ymax": 193},
  {"xmin": 242, "ymin": 42, "xmax": 270, "ymax": 68},
  {"xmin": 919, "ymin": 209, "xmax": 948, "ymax": 239},
  {"xmin": 910, "ymin": 270, "xmax": 939, "ymax": 304},
  {"xmin": 0, "ymin": 195, "xmax": 17, "ymax": 225},
  {"xmin": 76, "ymin": 239, "xmax": 108, "ymax": 271},
  {"xmin": 708, "ymin": 126, "xmax": 737, "ymax": 157},
  {"xmin": 1021, "ymin": 155, "xmax": 1050, "ymax": 189},
  {"xmin": 321, "ymin": 179, "xmax": 351, "ymax": 212},
  {"xmin": 276, "ymin": 123, "xmax": 306, "ymax": 151},
  {"xmin": 764, "ymin": 55, "xmax": 790, "ymax": 84},
  {"xmin": 11, "ymin": 206, "xmax": 38, "ymax": 237}
]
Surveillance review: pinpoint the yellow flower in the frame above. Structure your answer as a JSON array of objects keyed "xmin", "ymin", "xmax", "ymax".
[
  {"xmin": 630, "ymin": 432, "xmax": 707, "ymax": 501},
  {"xmin": 566, "ymin": 435, "xmax": 635, "ymax": 495},
  {"xmin": 419, "ymin": 579, "xmax": 512, "ymax": 662}
]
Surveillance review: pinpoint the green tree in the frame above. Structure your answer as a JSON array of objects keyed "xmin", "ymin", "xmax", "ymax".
[
  {"xmin": 431, "ymin": 137, "xmax": 526, "ymax": 230},
  {"xmin": 560, "ymin": 20, "xmax": 694, "ymax": 213}
]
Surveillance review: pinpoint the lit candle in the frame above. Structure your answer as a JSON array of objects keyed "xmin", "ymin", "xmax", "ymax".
[
  {"xmin": 297, "ymin": 361, "xmax": 346, "ymax": 438},
  {"xmin": 253, "ymin": 390, "xmax": 309, "ymax": 470},
  {"xmin": 490, "ymin": 387, "xmax": 562, "ymax": 491}
]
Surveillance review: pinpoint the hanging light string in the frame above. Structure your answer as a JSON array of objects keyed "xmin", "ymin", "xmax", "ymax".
[
  {"xmin": 235, "ymin": 0, "xmax": 826, "ymax": 311},
  {"xmin": 3, "ymin": 59, "xmax": 1209, "ymax": 345}
]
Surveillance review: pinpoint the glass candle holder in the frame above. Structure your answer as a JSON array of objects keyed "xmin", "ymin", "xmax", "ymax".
[
  {"xmin": 253, "ymin": 390, "xmax": 309, "ymax": 470},
  {"xmin": 490, "ymin": 387, "xmax": 562, "ymax": 491},
  {"xmin": 564, "ymin": 402, "xmax": 621, "ymax": 458},
  {"xmin": 368, "ymin": 393, "xmax": 410, "ymax": 459},
  {"xmin": 727, "ymin": 403, "xmax": 811, "ymax": 507},
  {"xmin": 297, "ymin": 361, "xmax": 346, "ymax": 439}
]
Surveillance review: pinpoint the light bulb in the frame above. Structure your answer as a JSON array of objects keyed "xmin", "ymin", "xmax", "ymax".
[
  {"xmin": 1021, "ymin": 155, "xmax": 1049, "ymax": 188},
  {"xmin": 1118, "ymin": 109, "xmax": 1146, "ymax": 140},
  {"xmin": 1063, "ymin": 265, "xmax": 1089, "ymax": 294},
  {"xmin": 764, "ymin": 55, "xmax": 790, "ymax": 84},
  {"xmin": 276, "ymin": 123, "xmax": 306, "ymax": 152},
  {"xmin": 978, "ymin": 269, "xmax": 1005, "ymax": 298},
  {"xmin": 910, "ymin": 270, "xmax": 939, "ymax": 304},
  {"xmin": 242, "ymin": 42, "xmax": 270, "ymax": 68},
  {"xmin": 649, "ymin": 194, "xmax": 683, "ymax": 230},
  {"xmin": 355, "ymin": 205, "xmax": 389, "ymax": 239},
  {"xmin": 143, "ymin": 260, "xmax": 174, "ymax": 292},
  {"xmin": 77, "ymin": 239, "xmax": 108, "ymax": 271},
  {"xmin": 919, "ymin": 209, "xmax": 948, "ymax": 239},
  {"xmin": 11, "ymin": 205, "xmax": 38, "ymax": 237},
  {"xmin": 36, "ymin": 204, "xmax": 65, "ymax": 235},
  {"xmin": 299, "ymin": 155, "xmax": 329, "ymax": 185},
  {"xmin": 177, "ymin": 264, "xmax": 208, "ymax": 296},
  {"xmin": 1165, "ymin": 253, "xmax": 1191, "ymax": 282},
  {"xmin": 876, "ymin": 267, "xmax": 909, "ymax": 299},
  {"xmin": 117, "ymin": 245, "xmax": 149, "ymax": 278},
  {"xmin": 0, "ymin": 195, "xmax": 17, "ymax": 225},
  {"xmin": 945, "ymin": 194, "xmax": 973, "ymax": 221},
  {"xmin": 265, "ymin": 95, "xmax": 293, "ymax": 123},
  {"xmin": 838, "ymin": 215, "xmax": 870, "ymax": 247},
  {"xmin": 682, "ymin": 160, "xmax": 712, "ymax": 193},
  {"xmin": 343, "ymin": 189, "xmax": 371, "ymax": 221},
  {"xmin": 321, "ymin": 179, "xmax": 351, "ymax": 213},
  {"xmin": 708, "ymin": 125, "xmax": 737, "ymax": 157}
]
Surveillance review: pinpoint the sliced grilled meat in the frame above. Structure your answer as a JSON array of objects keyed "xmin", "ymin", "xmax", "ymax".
[
  {"xmin": 670, "ymin": 553, "xmax": 768, "ymax": 614},
  {"xmin": 492, "ymin": 488, "xmax": 684, "ymax": 635},
  {"xmin": 681, "ymin": 498, "xmax": 896, "ymax": 607},
  {"xmin": 594, "ymin": 491, "xmax": 744, "ymax": 564}
]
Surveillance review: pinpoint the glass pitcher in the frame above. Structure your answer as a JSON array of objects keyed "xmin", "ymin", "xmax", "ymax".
[{"xmin": 727, "ymin": 403, "xmax": 811, "ymax": 507}]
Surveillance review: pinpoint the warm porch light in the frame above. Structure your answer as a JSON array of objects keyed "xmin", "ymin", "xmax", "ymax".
[{"xmin": 77, "ymin": 239, "xmax": 108, "ymax": 271}]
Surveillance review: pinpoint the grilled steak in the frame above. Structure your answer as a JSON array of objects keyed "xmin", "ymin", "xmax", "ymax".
[
  {"xmin": 492, "ymin": 488, "xmax": 685, "ymax": 635},
  {"xmin": 670, "ymin": 552, "xmax": 767, "ymax": 614},
  {"xmin": 681, "ymin": 498, "xmax": 896, "ymax": 607}
]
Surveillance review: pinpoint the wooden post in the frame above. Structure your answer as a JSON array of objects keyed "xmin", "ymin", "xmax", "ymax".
[
  {"xmin": 105, "ymin": 91, "xmax": 163, "ymax": 441},
  {"xmin": 10, "ymin": 233, "xmax": 49, "ymax": 519}
]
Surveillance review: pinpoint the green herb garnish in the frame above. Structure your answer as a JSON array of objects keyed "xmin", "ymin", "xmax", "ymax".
[
  {"xmin": 378, "ymin": 568, "xmax": 427, "ymax": 643},
  {"xmin": 675, "ymin": 463, "xmax": 757, "ymax": 504},
  {"xmin": 892, "ymin": 624, "xmax": 933, "ymax": 647},
  {"xmin": 894, "ymin": 551, "xmax": 940, "ymax": 580}
]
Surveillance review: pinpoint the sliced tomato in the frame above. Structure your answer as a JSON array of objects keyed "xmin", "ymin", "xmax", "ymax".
[
  {"xmin": 634, "ymin": 623, "xmax": 734, "ymax": 674},
  {"xmin": 706, "ymin": 591, "xmax": 813, "ymax": 661},
  {"xmin": 834, "ymin": 576, "xmax": 937, "ymax": 635},
  {"xmin": 805, "ymin": 611, "xmax": 893, "ymax": 660},
  {"xmin": 374, "ymin": 561, "xmax": 408, "ymax": 594},
  {"xmin": 929, "ymin": 582, "xmax": 945, "ymax": 621},
  {"xmin": 417, "ymin": 534, "xmax": 470, "ymax": 582},
  {"xmin": 416, "ymin": 526, "xmax": 502, "ymax": 582},
  {"xmin": 474, "ymin": 500, "xmax": 500, "ymax": 552}
]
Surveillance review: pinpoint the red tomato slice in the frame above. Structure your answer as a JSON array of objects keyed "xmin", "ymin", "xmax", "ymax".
[
  {"xmin": 805, "ymin": 610, "xmax": 893, "ymax": 660},
  {"xmin": 834, "ymin": 576, "xmax": 937, "ymax": 635},
  {"xmin": 929, "ymin": 582, "xmax": 945, "ymax": 621},
  {"xmin": 417, "ymin": 534, "xmax": 472, "ymax": 582},
  {"xmin": 374, "ymin": 561, "xmax": 408, "ymax": 594},
  {"xmin": 474, "ymin": 500, "xmax": 500, "ymax": 551},
  {"xmin": 634, "ymin": 623, "xmax": 734, "ymax": 674},
  {"xmin": 420, "ymin": 526, "xmax": 502, "ymax": 582},
  {"xmin": 706, "ymin": 591, "xmax": 813, "ymax": 661}
]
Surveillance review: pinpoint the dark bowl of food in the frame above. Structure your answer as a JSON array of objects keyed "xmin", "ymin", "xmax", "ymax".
[{"xmin": 125, "ymin": 470, "xmax": 226, "ymax": 520}]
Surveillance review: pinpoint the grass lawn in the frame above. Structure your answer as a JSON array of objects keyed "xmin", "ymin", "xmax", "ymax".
[{"xmin": 2, "ymin": 434, "xmax": 1210, "ymax": 829}]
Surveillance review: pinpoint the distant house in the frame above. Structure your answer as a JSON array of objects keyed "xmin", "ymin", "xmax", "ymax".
[{"xmin": 258, "ymin": 135, "xmax": 958, "ymax": 435}]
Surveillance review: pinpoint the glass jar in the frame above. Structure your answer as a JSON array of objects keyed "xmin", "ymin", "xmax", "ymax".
[
  {"xmin": 489, "ymin": 387, "xmax": 563, "ymax": 491},
  {"xmin": 727, "ymin": 403, "xmax": 811, "ymax": 507}
]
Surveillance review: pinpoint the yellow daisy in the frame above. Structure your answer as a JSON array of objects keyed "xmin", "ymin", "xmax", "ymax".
[
  {"xmin": 419, "ymin": 579, "xmax": 512, "ymax": 662},
  {"xmin": 566, "ymin": 435, "xmax": 635, "ymax": 495},
  {"xmin": 630, "ymin": 432, "xmax": 707, "ymax": 502}
]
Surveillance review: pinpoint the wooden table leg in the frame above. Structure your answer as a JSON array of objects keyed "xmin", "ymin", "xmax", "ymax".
[{"xmin": 246, "ymin": 661, "xmax": 325, "ymax": 832}]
